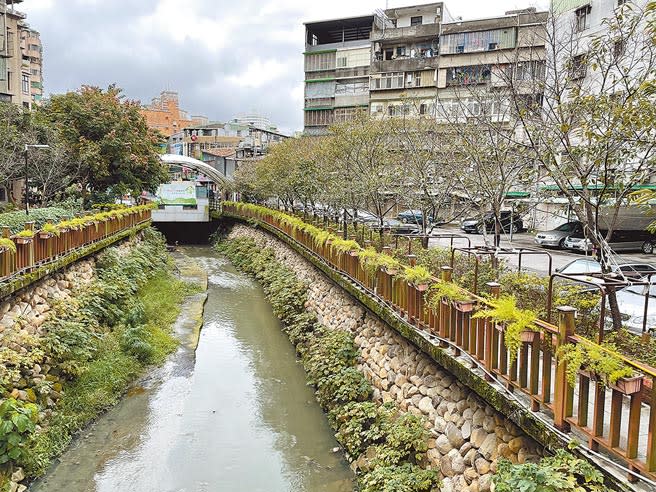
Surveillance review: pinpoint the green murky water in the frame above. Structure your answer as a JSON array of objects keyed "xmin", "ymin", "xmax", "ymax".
[{"xmin": 31, "ymin": 247, "xmax": 353, "ymax": 492}]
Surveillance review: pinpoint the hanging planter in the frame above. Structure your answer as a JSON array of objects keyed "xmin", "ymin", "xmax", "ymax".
[
  {"xmin": 454, "ymin": 300, "xmax": 475, "ymax": 313},
  {"xmin": 520, "ymin": 330, "xmax": 540, "ymax": 343},
  {"xmin": 610, "ymin": 375, "xmax": 643, "ymax": 395}
]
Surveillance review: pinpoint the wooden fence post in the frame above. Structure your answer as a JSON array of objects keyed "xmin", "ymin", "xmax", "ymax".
[{"xmin": 554, "ymin": 306, "xmax": 576, "ymax": 431}]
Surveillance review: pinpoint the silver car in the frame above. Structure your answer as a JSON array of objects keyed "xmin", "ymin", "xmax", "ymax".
[{"xmin": 534, "ymin": 221, "xmax": 583, "ymax": 249}]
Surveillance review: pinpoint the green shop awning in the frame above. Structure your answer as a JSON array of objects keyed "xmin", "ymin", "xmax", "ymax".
[
  {"xmin": 540, "ymin": 184, "xmax": 656, "ymax": 192},
  {"xmin": 505, "ymin": 191, "xmax": 531, "ymax": 198}
]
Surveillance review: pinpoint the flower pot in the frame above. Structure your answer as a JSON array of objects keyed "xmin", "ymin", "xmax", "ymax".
[
  {"xmin": 38, "ymin": 232, "xmax": 53, "ymax": 240},
  {"xmin": 14, "ymin": 237, "xmax": 33, "ymax": 245},
  {"xmin": 454, "ymin": 300, "xmax": 474, "ymax": 313},
  {"xmin": 610, "ymin": 375, "xmax": 643, "ymax": 395},
  {"xmin": 415, "ymin": 283, "xmax": 429, "ymax": 292},
  {"xmin": 520, "ymin": 330, "xmax": 540, "ymax": 343}
]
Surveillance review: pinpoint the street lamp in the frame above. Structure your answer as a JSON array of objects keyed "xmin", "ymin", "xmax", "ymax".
[{"xmin": 24, "ymin": 144, "xmax": 50, "ymax": 215}]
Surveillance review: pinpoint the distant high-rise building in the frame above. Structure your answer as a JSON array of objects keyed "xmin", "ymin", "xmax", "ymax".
[
  {"xmin": 22, "ymin": 26, "xmax": 42, "ymax": 106},
  {"xmin": 141, "ymin": 90, "xmax": 207, "ymax": 137},
  {"xmin": 0, "ymin": 0, "xmax": 39, "ymax": 109}
]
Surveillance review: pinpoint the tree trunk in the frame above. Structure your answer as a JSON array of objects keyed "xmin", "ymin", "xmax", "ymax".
[{"xmin": 606, "ymin": 285, "xmax": 623, "ymax": 334}]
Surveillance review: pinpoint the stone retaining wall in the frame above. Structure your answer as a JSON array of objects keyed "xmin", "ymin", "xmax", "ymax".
[
  {"xmin": 0, "ymin": 238, "xmax": 136, "ymax": 412},
  {"xmin": 229, "ymin": 224, "xmax": 544, "ymax": 492}
]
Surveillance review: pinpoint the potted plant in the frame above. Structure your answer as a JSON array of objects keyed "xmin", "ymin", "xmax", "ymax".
[
  {"xmin": 398, "ymin": 265, "xmax": 433, "ymax": 290},
  {"xmin": 39, "ymin": 223, "xmax": 60, "ymax": 239},
  {"xmin": 557, "ymin": 341, "xmax": 639, "ymax": 393},
  {"xmin": 473, "ymin": 295, "xmax": 540, "ymax": 357},
  {"xmin": 426, "ymin": 280, "xmax": 475, "ymax": 312},
  {"xmin": 13, "ymin": 229, "xmax": 35, "ymax": 244},
  {"xmin": 0, "ymin": 238, "xmax": 16, "ymax": 254}
]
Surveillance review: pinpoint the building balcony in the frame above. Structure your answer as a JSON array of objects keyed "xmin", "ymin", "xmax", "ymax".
[
  {"xmin": 372, "ymin": 56, "xmax": 439, "ymax": 73},
  {"xmin": 334, "ymin": 93, "xmax": 369, "ymax": 108},
  {"xmin": 305, "ymin": 97, "xmax": 334, "ymax": 109},
  {"xmin": 371, "ymin": 23, "xmax": 441, "ymax": 42}
]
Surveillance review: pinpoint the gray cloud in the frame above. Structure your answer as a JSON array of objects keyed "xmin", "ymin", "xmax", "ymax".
[{"xmin": 22, "ymin": 0, "xmax": 548, "ymax": 133}]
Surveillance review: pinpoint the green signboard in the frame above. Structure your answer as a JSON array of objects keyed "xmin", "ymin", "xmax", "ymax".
[{"xmin": 157, "ymin": 182, "xmax": 197, "ymax": 206}]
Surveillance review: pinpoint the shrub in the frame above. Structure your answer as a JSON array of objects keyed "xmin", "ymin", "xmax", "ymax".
[
  {"xmin": 0, "ymin": 399, "xmax": 38, "ymax": 468},
  {"xmin": 0, "ymin": 206, "xmax": 79, "ymax": 234},
  {"xmin": 315, "ymin": 367, "xmax": 372, "ymax": 409},
  {"xmin": 493, "ymin": 449, "xmax": 605, "ymax": 492},
  {"xmin": 330, "ymin": 402, "xmax": 395, "ymax": 458},
  {"xmin": 358, "ymin": 463, "xmax": 440, "ymax": 492}
]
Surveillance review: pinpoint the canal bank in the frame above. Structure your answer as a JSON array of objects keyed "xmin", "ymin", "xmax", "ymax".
[{"xmin": 31, "ymin": 247, "xmax": 353, "ymax": 492}]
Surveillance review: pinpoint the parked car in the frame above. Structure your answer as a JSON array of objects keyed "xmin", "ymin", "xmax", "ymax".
[
  {"xmin": 344, "ymin": 209, "xmax": 380, "ymax": 225},
  {"xmin": 534, "ymin": 221, "xmax": 583, "ymax": 249},
  {"xmin": 397, "ymin": 209, "xmax": 433, "ymax": 226},
  {"xmin": 563, "ymin": 233, "xmax": 592, "ymax": 253},
  {"xmin": 611, "ymin": 283, "xmax": 656, "ymax": 335},
  {"xmin": 556, "ymin": 258, "xmax": 656, "ymax": 284},
  {"xmin": 371, "ymin": 219, "xmax": 420, "ymax": 234},
  {"xmin": 563, "ymin": 229, "xmax": 656, "ymax": 253},
  {"xmin": 460, "ymin": 211, "xmax": 523, "ymax": 234},
  {"xmin": 642, "ymin": 238, "xmax": 656, "ymax": 255}
]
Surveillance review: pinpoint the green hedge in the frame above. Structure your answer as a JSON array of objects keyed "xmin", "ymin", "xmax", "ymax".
[{"xmin": 0, "ymin": 206, "xmax": 81, "ymax": 234}]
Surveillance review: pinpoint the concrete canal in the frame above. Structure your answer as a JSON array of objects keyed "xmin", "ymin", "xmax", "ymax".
[{"xmin": 31, "ymin": 247, "xmax": 353, "ymax": 492}]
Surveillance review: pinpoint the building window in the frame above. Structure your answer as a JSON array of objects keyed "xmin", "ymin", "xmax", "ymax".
[
  {"xmin": 419, "ymin": 103, "xmax": 428, "ymax": 115},
  {"xmin": 384, "ymin": 48, "xmax": 394, "ymax": 60},
  {"xmin": 371, "ymin": 104, "xmax": 384, "ymax": 114},
  {"xmin": 456, "ymin": 45, "xmax": 464, "ymax": 53},
  {"xmin": 337, "ymin": 56, "xmax": 347, "ymax": 68},
  {"xmin": 370, "ymin": 72, "xmax": 404, "ymax": 90},
  {"xmin": 488, "ymin": 42, "xmax": 498, "ymax": 50},
  {"xmin": 446, "ymin": 65, "xmax": 492, "ymax": 86},
  {"xmin": 411, "ymin": 16, "xmax": 423, "ymax": 26},
  {"xmin": 21, "ymin": 74, "xmax": 29, "ymax": 94},
  {"xmin": 304, "ymin": 109, "xmax": 334, "ymax": 127},
  {"xmin": 396, "ymin": 46, "xmax": 406, "ymax": 57},
  {"xmin": 570, "ymin": 54, "xmax": 587, "ymax": 79},
  {"xmin": 407, "ymin": 71, "xmax": 423, "ymax": 87},
  {"xmin": 575, "ymin": 5, "xmax": 591, "ymax": 32}
]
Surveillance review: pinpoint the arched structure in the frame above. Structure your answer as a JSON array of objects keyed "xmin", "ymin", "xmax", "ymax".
[{"xmin": 160, "ymin": 154, "xmax": 230, "ymax": 187}]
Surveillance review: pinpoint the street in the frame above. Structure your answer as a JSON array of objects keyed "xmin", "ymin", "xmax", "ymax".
[{"xmin": 426, "ymin": 225, "xmax": 656, "ymax": 277}]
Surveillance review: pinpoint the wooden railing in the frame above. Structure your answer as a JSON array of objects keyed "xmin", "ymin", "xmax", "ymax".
[
  {"xmin": 0, "ymin": 207, "xmax": 152, "ymax": 283},
  {"xmin": 224, "ymin": 202, "xmax": 656, "ymax": 485}
]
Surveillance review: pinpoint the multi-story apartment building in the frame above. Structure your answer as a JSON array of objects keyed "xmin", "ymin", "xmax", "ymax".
[
  {"xmin": 303, "ymin": 15, "xmax": 374, "ymax": 135},
  {"xmin": 0, "ymin": 0, "xmax": 35, "ymax": 109},
  {"xmin": 369, "ymin": 3, "xmax": 452, "ymax": 117},
  {"xmin": 21, "ymin": 26, "xmax": 42, "ymax": 106},
  {"xmin": 303, "ymin": 5, "xmax": 548, "ymax": 131},
  {"xmin": 436, "ymin": 8, "xmax": 548, "ymax": 119},
  {"xmin": 141, "ymin": 91, "xmax": 207, "ymax": 138}
]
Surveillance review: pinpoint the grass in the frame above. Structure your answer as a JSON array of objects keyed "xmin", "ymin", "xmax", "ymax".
[{"xmin": 22, "ymin": 270, "xmax": 201, "ymax": 478}]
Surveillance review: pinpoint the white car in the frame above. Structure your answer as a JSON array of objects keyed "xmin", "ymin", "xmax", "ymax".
[
  {"xmin": 610, "ymin": 283, "xmax": 656, "ymax": 335},
  {"xmin": 563, "ymin": 235, "xmax": 594, "ymax": 253},
  {"xmin": 556, "ymin": 259, "xmax": 656, "ymax": 285}
]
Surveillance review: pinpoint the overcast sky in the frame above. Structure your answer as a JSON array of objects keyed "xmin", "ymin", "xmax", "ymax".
[{"xmin": 22, "ymin": 0, "xmax": 548, "ymax": 134}]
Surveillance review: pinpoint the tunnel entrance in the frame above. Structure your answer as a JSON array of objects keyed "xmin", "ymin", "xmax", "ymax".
[{"xmin": 153, "ymin": 221, "xmax": 224, "ymax": 245}]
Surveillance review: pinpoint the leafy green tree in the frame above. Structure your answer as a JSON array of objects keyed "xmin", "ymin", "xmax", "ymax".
[{"xmin": 42, "ymin": 85, "xmax": 168, "ymax": 201}]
